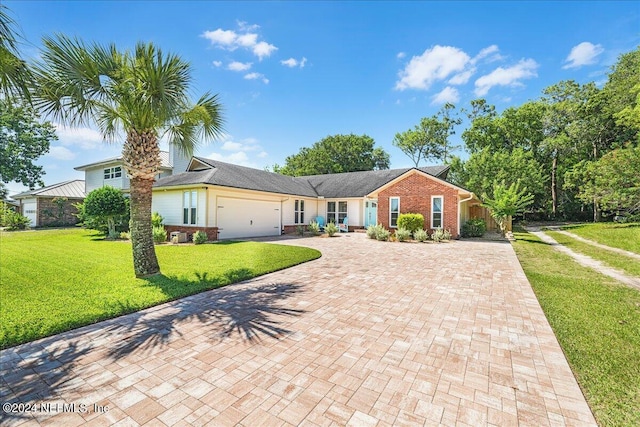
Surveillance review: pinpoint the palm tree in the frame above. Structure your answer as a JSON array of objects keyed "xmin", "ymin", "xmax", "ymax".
[
  {"xmin": 32, "ymin": 35, "xmax": 224, "ymax": 277},
  {"xmin": 0, "ymin": 4, "xmax": 33, "ymax": 100}
]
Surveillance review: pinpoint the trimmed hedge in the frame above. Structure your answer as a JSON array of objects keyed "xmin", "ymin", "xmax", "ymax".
[{"xmin": 397, "ymin": 213, "xmax": 424, "ymax": 233}]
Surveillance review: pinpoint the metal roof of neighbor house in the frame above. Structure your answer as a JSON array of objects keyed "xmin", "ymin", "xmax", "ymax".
[
  {"xmin": 74, "ymin": 151, "xmax": 172, "ymax": 170},
  {"xmin": 154, "ymin": 157, "xmax": 452, "ymax": 199},
  {"xmin": 12, "ymin": 180, "xmax": 86, "ymax": 199}
]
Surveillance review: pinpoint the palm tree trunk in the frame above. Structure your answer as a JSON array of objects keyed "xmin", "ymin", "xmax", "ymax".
[
  {"xmin": 129, "ymin": 176, "xmax": 160, "ymax": 277},
  {"xmin": 123, "ymin": 129, "xmax": 161, "ymax": 278}
]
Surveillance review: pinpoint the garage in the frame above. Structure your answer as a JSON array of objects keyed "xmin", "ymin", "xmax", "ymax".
[
  {"xmin": 22, "ymin": 200, "xmax": 38, "ymax": 227},
  {"xmin": 217, "ymin": 197, "xmax": 281, "ymax": 239}
]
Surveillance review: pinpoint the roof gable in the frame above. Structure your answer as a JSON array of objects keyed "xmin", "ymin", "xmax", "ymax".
[
  {"xmin": 75, "ymin": 151, "xmax": 171, "ymax": 171},
  {"xmin": 366, "ymin": 168, "xmax": 473, "ymax": 197}
]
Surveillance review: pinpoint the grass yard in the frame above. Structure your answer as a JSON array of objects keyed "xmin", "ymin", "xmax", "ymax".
[
  {"xmin": 0, "ymin": 228, "xmax": 321, "ymax": 349},
  {"xmin": 560, "ymin": 222, "xmax": 640, "ymax": 255},
  {"xmin": 512, "ymin": 228, "xmax": 640, "ymax": 426},
  {"xmin": 546, "ymin": 230, "xmax": 640, "ymax": 278}
]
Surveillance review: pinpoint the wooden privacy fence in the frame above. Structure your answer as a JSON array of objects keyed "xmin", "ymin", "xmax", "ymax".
[{"xmin": 468, "ymin": 205, "xmax": 512, "ymax": 232}]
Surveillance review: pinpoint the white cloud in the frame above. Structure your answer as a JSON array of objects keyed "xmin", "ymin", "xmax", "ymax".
[
  {"xmin": 563, "ymin": 42, "xmax": 604, "ymax": 69},
  {"xmin": 228, "ymin": 61, "xmax": 252, "ymax": 71},
  {"xmin": 206, "ymin": 135, "xmax": 267, "ymax": 168},
  {"xmin": 471, "ymin": 45, "xmax": 502, "ymax": 64},
  {"xmin": 474, "ymin": 58, "xmax": 538, "ymax": 96},
  {"xmin": 281, "ymin": 57, "xmax": 307, "ymax": 68},
  {"xmin": 448, "ymin": 69, "xmax": 475, "ymax": 85},
  {"xmin": 431, "ymin": 86, "xmax": 460, "ymax": 105},
  {"xmin": 244, "ymin": 72, "xmax": 269, "ymax": 84},
  {"xmin": 46, "ymin": 145, "xmax": 76, "ymax": 160},
  {"xmin": 54, "ymin": 124, "xmax": 104, "ymax": 149},
  {"xmin": 396, "ymin": 45, "xmax": 471, "ymax": 90},
  {"xmin": 201, "ymin": 23, "xmax": 277, "ymax": 60},
  {"xmin": 397, "ymin": 52, "xmax": 406, "ymax": 59},
  {"xmin": 212, "ymin": 61, "xmax": 222, "ymax": 67},
  {"xmin": 253, "ymin": 41, "xmax": 278, "ymax": 60}
]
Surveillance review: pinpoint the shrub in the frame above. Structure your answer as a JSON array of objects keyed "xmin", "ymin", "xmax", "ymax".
[
  {"xmin": 151, "ymin": 212, "xmax": 164, "ymax": 228},
  {"xmin": 376, "ymin": 227, "xmax": 390, "ymax": 241},
  {"xmin": 461, "ymin": 218, "xmax": 486, "ymax": 237},
  {"xmin": 395, "ymin": 227, "xmax": 412, "ymax": 242},
  {"xmin": 296, "ymin": 225, "xmax": 305, "ymax": 236},
  {"xmin": 1, "ymin": 207, "xmax": 30, "ymax": 230},
  {"xmin": 413, "ymin": 228, "xmax": 428, "ymax": 242},
  {"xmin": 193, "ymin": 230, "xmax": 208, "ymax": 245},
  {"xmin": 120, "ymin": 231, "xmax": 131, "ymax": 240},
  {"xmin": 83, "ymin": 186, "xmax": 129, "ymax": 239},
  {"xmin": 325, "ymin": 221, "xmax": 338, "ymax": 237},
  {"xmin": 366, "ymin": 223, "xmax": 384, "ymax": 239},
  {"xmin": 152, "ymin": 226, "xmax": 167, "ymax": 244},
  {"xmin": 308, "ymin": 221, "xmax": 321, "ymax": 235},
  {"xmin": 397, "ymin": 213, "xmax": 424, "ymax": 233},
  {"xmin": 431, "ymin": 228, "xmax": 451, "ymax": 242}
]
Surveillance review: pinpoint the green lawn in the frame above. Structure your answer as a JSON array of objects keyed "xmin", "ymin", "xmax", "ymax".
[
  {"xmin": 560, "ymin": 222, "xmax": 640, "ymax": 255},
  {"xmin": 546, "ymin": 230, "xmax": 640, "ymax": 278},
  {"xmin": 0, "ymin": 228, "xmax": 321, "ymax": 349},
  {"xmin": 512, "ymin": 228, "xmax": 640, "ymax": 427}
]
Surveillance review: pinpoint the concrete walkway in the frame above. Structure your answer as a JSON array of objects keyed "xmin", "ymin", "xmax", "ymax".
[
  {"xmin": 1, "ymin": 233, "xmax": 595, "ymax": 426},
  {"xmin": 552, "ymin": 229, "xmax": 640, "ymax": 261},
  {"xmin": 526, "ymin": 227, "xmax": 640, "ymax": 291}
]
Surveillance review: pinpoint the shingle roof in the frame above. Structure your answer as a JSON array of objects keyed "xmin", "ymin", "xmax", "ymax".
[
  {"xmin": 154, "ymin": 157, "xmax": 452, "ymax": 198},
  {"xmin": 12, "ymin": 180, "xmax": 86, "ymax": 199},
  {"xmin": 74, "ymin": 151, "xmax": 172, "ymax": 170}
]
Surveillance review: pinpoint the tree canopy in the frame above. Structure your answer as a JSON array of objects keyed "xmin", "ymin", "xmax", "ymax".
[
  {"xmin": 0, "ymin": 99, "xmax": 55, "ymax": 194},
  {"xmin": 274, "ymin": 134, "xmax": 390, "ymax": 176}
]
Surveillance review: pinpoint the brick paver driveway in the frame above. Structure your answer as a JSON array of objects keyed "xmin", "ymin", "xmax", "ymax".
[{"xmin": 1, "ymin": 233, "xmax": 595, "ymax": 426}]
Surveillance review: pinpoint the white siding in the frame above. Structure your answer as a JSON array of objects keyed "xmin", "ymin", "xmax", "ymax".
[
  {"xmin": 282, "ymin": 197, "xmax": 318, "ymax": 226},
  {"xmin": 169, "ymin": 145, "xmax": 191, "ymax": 173},
  {"xmin": 321, "ymin": 198, "xmax": 363, "ymax": 227},
  {"xmin": 85, "ymin": 164, "xmax": 127, "ymax": 193},
  {"xmin": 84, "ymin": 167, "xmax": 104, "ymax": 193},
  {"xmin": 151, "ymin": 189, "xmax": 184, "ymax": 226}
]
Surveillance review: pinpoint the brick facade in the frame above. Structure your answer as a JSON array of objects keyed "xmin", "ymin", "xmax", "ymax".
[
  {"xmin": 378, "ymin": 172, "xmax": 460, "ymax": 238},
  {"xmin": 35, "ymin": 197, "xmax": 83, "ymax": 227},
  {"xmin": 164, "ymin": 225, "xmax": 219, "ymax": 242}
]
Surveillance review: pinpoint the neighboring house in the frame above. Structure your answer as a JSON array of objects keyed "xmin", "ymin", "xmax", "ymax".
[
  {"xmin": 152, "ymin": 157, "xmax": 482, "ymax": 240},
  {"xmin": 12, "ymin": 180, "xmax": 85, "ymax": 227},
  {"xmin": 74, "ymin": 150, "xmax": 175, "ymax": 194}
]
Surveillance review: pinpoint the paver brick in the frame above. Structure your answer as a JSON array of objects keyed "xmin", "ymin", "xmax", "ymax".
[{"xmin": 0, "ymin": 233, "xmax": 596, "ymax": 426}]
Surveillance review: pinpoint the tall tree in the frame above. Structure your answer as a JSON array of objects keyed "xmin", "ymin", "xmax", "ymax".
[
  {"xmin": 393, "ymin": 103, "xmax": 461, "ymax": 166},
  {"xmin": 32, "ymin": 35, "xmax": 224, "ymax": 277},
  {"xmin": 0, "ymin": 99, "xmax": 54, "ymax": 193},
  {"xmin": 602, "ymin": 47, "xmax": 640, "ymax": 138},
  {"xmin": 0, "ymin": 4, "xmax": 32, "ymax": 100},
  {"xmin": 276, "ymin": 134, "xmax": 389, "ymax": 176}
]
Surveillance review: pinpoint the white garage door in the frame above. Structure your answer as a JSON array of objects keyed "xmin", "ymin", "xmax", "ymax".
[
  {"xmin": 22, "ymin": 201, "xmax": 37, "ymax": 227},
  {"xmin": 217, "ymin": 198, "xmax": 280, "ymax": 239}
]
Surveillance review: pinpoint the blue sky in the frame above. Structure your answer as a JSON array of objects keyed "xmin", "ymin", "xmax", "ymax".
[{"xmin": 6, "ymin": 1, "xmax": 639, "ymax": 196}]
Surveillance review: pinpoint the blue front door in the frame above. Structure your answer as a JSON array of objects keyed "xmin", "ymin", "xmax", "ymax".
[{"xmin": 364, "ymin": 200, "xmax": 378, "ymax": 227}]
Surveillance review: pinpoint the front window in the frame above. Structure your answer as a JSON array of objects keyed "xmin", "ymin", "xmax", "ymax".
[
  {"xmin": 432, "ymin": 196, "xmax": 443, "ymax": 228},
  {"xmin": 327, "ymin": 201, "xmax": 347, "ymax": 224},
  {"xmin": 390, "ymin": 197, "xmax": 400, "ymax": 227},
  {"xmin": 294, "ymin": 199, "xmax": 305, "ymax": 224},
  {"xmin": 183, "ymin": 190, "xmax": 197, "ymax": 225},
  {"xmin": 104, "ymin": 166, "xmax": 122, "ymax": 180}
]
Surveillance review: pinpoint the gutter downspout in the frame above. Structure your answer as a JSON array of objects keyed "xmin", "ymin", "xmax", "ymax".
[{"xmin": 458, "ymin": 193, "xmax": 475, "ymax": 238}]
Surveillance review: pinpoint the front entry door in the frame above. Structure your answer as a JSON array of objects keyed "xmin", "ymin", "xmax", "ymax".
[{"xmin": 364, "ymin": 200, "xmax": 378, "ymax": 227}]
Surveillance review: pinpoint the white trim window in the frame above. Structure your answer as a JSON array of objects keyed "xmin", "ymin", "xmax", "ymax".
[
  {"xmin": 431, "ymin": 195, "xmax": 443, "ymax": 228},
  {"xmin": 104, "ymin": 166, "xmax": 122, "ymax": 180},
  {"xmin": 389, "ymin": 197, "xmax": 400, "ymax": 228},
  {"xmin": 294, "ymin": 199, "xmax": 305, "ymax": 224},
  {"xmin": 183, "ymin": 190, "xmax": 197, "ymax": 225},
  {"xmin": 327, "ymin": 201, "xmax": 347, "ymax": 224}
]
